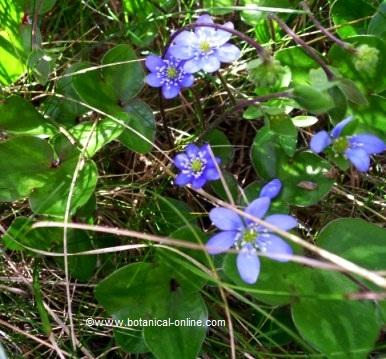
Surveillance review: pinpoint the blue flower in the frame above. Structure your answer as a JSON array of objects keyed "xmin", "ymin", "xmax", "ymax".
[
  {"xmin": 174, "ymin": 144, "xmax": 221, "ymax": 189},
  {"xmin": 310, "ymin": 116, "xmax": 386, "ymax": 172},
  {"xmin": 206, "ymin": 197, "xmax": 296, "ymax": 284},
  {"xmin": 169, "ymin": 14, "xmax": 241, "ymax": 73},
  {"xmin": 259, "ymin": 178, "xmax": 282, "ymax": 199},
  {"xmin": 144, "ymin": 53, "xmax": 194, "ymax": 99}
]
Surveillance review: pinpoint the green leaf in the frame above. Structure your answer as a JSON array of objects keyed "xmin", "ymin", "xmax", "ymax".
[
  {"xmin": 203, "ymin": 0, "xmax": 234, "ymax": 14},
  {"xmin": 102, "ymin": 44, "xmax": 144, "ymax": 103},
  {"xmin": 149, "ymin": 196, "xmax": 197, "ymax": 236},
  {"xmin": 251, "ymin": 126, "xmax": 286, "ymax": 179},
  {"xmin": 0, "ymin": 95, "xmax": 56, "ymax": 135},
  {"xmin": 292, "ymin": 277, "xmax": 381, "ymax": 358},
  {"xmin": 337, "ymin": 78, "xmax": 368, "ymax": 106},
  {"xmin": 317, "ymin": 218, "xmax": 386, "ymax": 270},
  {"xmin": 293, "ymin": 84, "xmax": 334, "ymax": 114},
  {"xmin": 223, "ymin": 252, "xmax": 349, "ymax": 305},
  {"xmin": 269, "ymin": 114, "xmax": 297, "ymax": 156},
  {"xmin": 351, "ymin": 94, "xmax": 386, "ymax": 140},
  {"xmin": 329, "ymin": 0, "xmax": 376, "ymax": 38},
  {"xmin": 327, "ymin": 85, "xmax": 348, "ymax": 123},
  {"xmin": 72, "ymin": 63, "xmax": 120, "ymax": 114},
  {"xmin": 2, "ymin": 217, "xmax": 56, "ymax": 251},
  {"xmin": 69, "ymin": 119, "xmax": 123, "ymax": 157},
  {"xmin": 291, "ymin": 115, "xmax": 318, "ymax": 127},
  {"xmin": 27, "ymin": 48, "xmax": 55, "ymax": 85},
  {"xmin": 43, "ymin": 63, "xmax": 90, "ymax": 125},
  {"xmin": 23, "ymin": 0, "xmax": 57, "ymax": 14},
  {"xmin": 368, "ymin": 1, "xmax": 386, "ymax": 38},
  {"xmin": 275, "ymin": 47, "xmax": 318, "ymax": 84},
  {"xmin": 122, "ymin": 0, "xmax": 176, "ymax": 47},
  {"xmin": 54, "ymin": 231, "xmax": 97, "ymax": 281},
  {"xmin": 210, "ymin": 171, "xmax": 241, "ymax": 202},
  {"xmin": 328, "ymin": 35, "xmax": 386, "ymax": 93},
  {"xmin": 278, "ymin": 151, "xmax": 334, "ymax": 206},
  {"xmin": 95, "ymin": 262, "xmax": 207, "ymax": 358},
  {"xmin": 118, "ymin": 99, "xmax": 155, "ymax": 154},
  {"xmin": 202, "ymin": 129, "xmax": 233, "ymax": 165},
  {"xmin": 0, "ymin": 0, "xmax": 26, "ymax": 84},
  {"xmin": 29, "ymin": 157, "xmax": 98, "ymax": 216},
  {"xmin": 0, "ymin": 136, "xmax": 53, "ymax": 201}
]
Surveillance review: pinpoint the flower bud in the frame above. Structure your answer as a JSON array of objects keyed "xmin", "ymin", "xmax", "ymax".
[
  {"xmin": 247, "ymin": 58, "xmax": 286, "ymax": 87},
  {"xmin": 353, "ymin": 44, "xmax": 380, "ymax": 75}
]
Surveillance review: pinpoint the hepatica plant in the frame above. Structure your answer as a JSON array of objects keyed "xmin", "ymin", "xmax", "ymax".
[
  {"xmin": 310, "ymin": 116, "xmax": 386, "ymax": 172},
  {"xmin": 206, "ymin": 196, "xmax": 296, "ymax": 284},
  {"xmin": 2, "ymin": 3, "xmax": 386, "ymax": 359}
]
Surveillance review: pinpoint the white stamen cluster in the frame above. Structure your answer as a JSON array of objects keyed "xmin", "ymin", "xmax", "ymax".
[
  {"xmin": 179, "ymin": 150, "xmax": 208, "ymax": 178},
  {"xmin": 236, "ymin": 225, "xmax": 272, "ymax": 253},
  {"xmin": 156, "ymin": 59, "xmax": 186, "ymax": 89}
]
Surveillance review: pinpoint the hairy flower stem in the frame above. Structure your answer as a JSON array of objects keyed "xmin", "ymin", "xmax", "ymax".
[
  {"xmin": 269, "ymin": 14, "xmax": 335, "ymax": 80},
  {"xmin": 300, "ymin": 1, "xmax": 356, "ymax": 54},
  {"xmin": 163, "ymin": 23, "xmax": 271, "ymax": 61}
]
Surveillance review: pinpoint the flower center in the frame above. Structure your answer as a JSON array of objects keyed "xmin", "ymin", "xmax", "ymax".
[
  {"xmin": 242, "ymin": 229, "xmax": 258, "ymax": 243},
  {"xmin": 190, "ymin": 158, "xmax": 203, "ymax": 173},
  {"xmin": 199, "ymin": 41, "xmax": 211, "ymax": 53},
  {"xmin": 167, "ymin": 66, "xmax": 178, "ymax": 79},
  {"xmin": 333, "ymin": 137, "xmax": 349, "ymax": 154}
]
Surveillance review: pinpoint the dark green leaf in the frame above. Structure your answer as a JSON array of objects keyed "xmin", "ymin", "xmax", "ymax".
[
  {"xmin": 0, "ymin": 95, "xmax": 56, "ymax": 135},
  {"xmin": 328, "ymin": 35, "xmax": 386, "ymax": 93},
  {"xmin": 0, "ymin": 136, "xmax": 53, "ymax": 201},
  {"xmin": 278, "ymin": 151, "xmax": 334, "ymax": 206},
  {"xmin": 29, "ymin": 157, "xmax": 98, "ymax": 216},
  {"xmin": 368, "ymin": 1, "xmax": 386, "ymax": 38},
  {"xmin": 118, "ymin": 99, "xmax": 156, "ymax": 154},
  {"xmin": 95, "ymin": 262, "xmax": 207, "ymax": 358},
  {"xmin": 102, "ymin": 44, "xmax": 144, "ymax": 103}
]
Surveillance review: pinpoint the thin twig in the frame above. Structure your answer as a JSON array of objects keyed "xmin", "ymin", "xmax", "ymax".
[{"xmin": 270, "ymin": 14, "xmax": 334, "ymax": 80}]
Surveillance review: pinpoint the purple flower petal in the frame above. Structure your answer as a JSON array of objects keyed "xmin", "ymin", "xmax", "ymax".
[
  {"xmin": 214, "ymin": 22, "xmax": 234, "ymax": 45},
  {"xmin": 204, "ymin": 167, "xmax": 220, "ymax": 180},
  {"xmin": 259, "ymin": 234, "xmax": 293, "ymax": 262},
  {"xmin": 310, "ymin": 130, "xmax": 332, "ymax": 153},
  {"xmin": 259, "ymin": 179, "xmax": 282, "ymax": 199},
  {"xmin": 161, "ymin": 84, "xmax": 180, "ymax": 99},
  {"xmin": 209, "ymin": 207, "xmax": 243, "ymax": 231},
  {"xmin": 145, "ymin": 73, "xmax": 162, "ymax": 87},
  {"xmin": 191, "ymin": 176, "xmax": 207, "ymax": 189},
  {"xmin": 330, "ymin": 116, "xmax": 353, "ymax": 139},
  {"xmin": 245, "ymin": 197, "xmax": 271, "ymax": 223},
  {"xmin": 175, "ymin": 172, "xmax": 192, "ymax": 186},
  {"xmin": 168, "ymin": 44, "xmax": 195, "ymax": 60},
  {"xmin": 345, "ymin": 148, "xmax": 370, "ymax": 172},
  {"xmin": 173, "ymin": 30, "xmax": 197, "ymax": 45},
  {"xmin": 184, "ymin": 58, "xmax": 203, "ymax": 73},
  {"xmin": 145, "ymin": 55, "xmax": 164, "ymax": 72},
  {"xmin": 217, "ymin": 44, "xmax": 240, "ymax": 63},
  {"xmin": 180, "ymin": 73, "xmax": 195, "ymax": 88},
  {"xmin": 185, "ymin": 144, "xmax": 199, "ymax": 157},
  {"xmin": 196, "ymin": 14, "xmax": 214, "ymax": 24},
  {"xmin": 237, "ymin": 246, "xmax": 260, "ymax": 284},
  {"xmin": 263, "ymin": 214, "xmax": 297, "ymax": 231},
  {"xmin": 174, "ymin": 153, "xmax": 189, "ymax": 169},
  {"xmin": 206, "ymin": 230, "xmax": 237, "ymax": 254},
  {"xmin": 349, "ymin": 134, "xmax": 386, "ymax": 155},
  {"xmin": 202, "ymin": 54, "xmax": 221, "ymax": 73}
]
